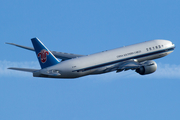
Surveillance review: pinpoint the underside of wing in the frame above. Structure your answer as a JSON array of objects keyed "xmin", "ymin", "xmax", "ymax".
[
  {"xmin": 105, "ymin": 59, "xmax": 156, "ymax": 73},
  {"xmin": 73, "ymin": 59, "xmax": 155, "ymax": 73},
  {"xmin": 6, "ymin": 42, "xmax": 85, "ymax": 61},
  {"xmin": 116, "ymin": 59, "xmax": 141, "ymax": 72}
]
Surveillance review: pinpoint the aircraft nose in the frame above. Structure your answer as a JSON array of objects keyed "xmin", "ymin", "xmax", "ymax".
[
  {"xmin": 173, "ymin": 44, "xmax": 175, "ymax": 49},
  {"xmin": 171, "ymin": 42, "xmax": 175, "ymax": 50},
  {"xmin": 168, "ymin": 40, "xmax": 175, "ymax": 48},
  {"xmin": 172, "ymin": 42, "xmax": 175, "ymax": 47}
]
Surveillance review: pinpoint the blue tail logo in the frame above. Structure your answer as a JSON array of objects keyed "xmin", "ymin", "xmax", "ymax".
[
  {"xmin": 38, "ymin": 49, "xmax": 49, "ymax": 63},
  {"xmin": 31, "ymin": 37, "xmax": 60, "ymax": 69}
]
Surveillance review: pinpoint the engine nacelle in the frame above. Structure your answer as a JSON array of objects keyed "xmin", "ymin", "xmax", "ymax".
[{"xmin": 136, "ymin": 60, "xmax": 157, "ymax": 75}]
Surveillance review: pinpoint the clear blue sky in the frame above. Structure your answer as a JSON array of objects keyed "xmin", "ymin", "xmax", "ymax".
[{"xmin": 0, "ymin": 0, "xmax": 180, "ymax": 120}]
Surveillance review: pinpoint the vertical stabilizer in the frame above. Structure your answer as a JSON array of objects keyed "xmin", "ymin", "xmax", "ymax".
[{"xmin": 31, "ymin": 38, "xmax": 60, "ymax": 69}]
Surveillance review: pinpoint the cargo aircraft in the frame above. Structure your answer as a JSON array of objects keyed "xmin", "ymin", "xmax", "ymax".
[{"xmin": 6, "ymin": 38, "xmax": 175, "ymax": 78}]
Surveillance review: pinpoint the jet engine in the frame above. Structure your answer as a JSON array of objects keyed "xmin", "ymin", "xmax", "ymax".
[{"xmin": 136, "ymin": 60, "xmax": 157, "ymax": 75}]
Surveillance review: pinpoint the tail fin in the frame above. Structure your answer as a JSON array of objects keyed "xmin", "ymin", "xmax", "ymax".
[{"xmin": 31, "ymin": 38, "xmax": 60, "ymax": 69}]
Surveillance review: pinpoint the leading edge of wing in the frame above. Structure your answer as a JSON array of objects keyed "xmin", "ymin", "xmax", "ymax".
[{"xmin": 6, "ymin": 42, "xmax": 85, "ymax": 60}]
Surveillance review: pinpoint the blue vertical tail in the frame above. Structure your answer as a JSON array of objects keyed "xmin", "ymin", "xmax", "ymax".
[{"xmin": 31, "ymin": 37, "xmax": 60, "ymax": 69}]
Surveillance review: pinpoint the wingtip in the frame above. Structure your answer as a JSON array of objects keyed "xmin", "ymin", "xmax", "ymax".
[
  {"xmin": 8, "ymin": 67, "xmax": 13, "ymax": 70},
  {"xmin": 5, "ymin": 42, "xmax": 17, "ymax": 46},
  {"xmin": 5, "ymin": 42, "xmax": 12, "ymax": 45}
]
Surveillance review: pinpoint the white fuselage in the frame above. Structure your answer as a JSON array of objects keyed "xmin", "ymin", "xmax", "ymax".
[{"xmin": 36, "ymin": 39, "xmax": 175, "ymax": 78}]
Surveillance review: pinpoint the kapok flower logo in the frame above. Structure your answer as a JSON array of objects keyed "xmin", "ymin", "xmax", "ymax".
[{"xmin": 38, "ymin": 49, "xmax": 49, "ymax": 63}]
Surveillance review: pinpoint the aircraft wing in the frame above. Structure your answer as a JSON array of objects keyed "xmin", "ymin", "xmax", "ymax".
[
  {"xmin": 6, "ymin": 42, "xmax": 84, "ymax": 61},
  {"xmin": 73, "ymin": 59, "xmax": 155, "ymax": 73},
  {"xmin": 115, "ymin": 60, "xmax": 142, "ymax": 72}
]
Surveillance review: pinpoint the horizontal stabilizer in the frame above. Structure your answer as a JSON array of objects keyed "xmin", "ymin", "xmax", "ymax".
[
  {"xmin": 8, "ymin": 67, "xmax": 39, "ymax": 72},
  {"xmin": 6, "ymin": 42, "xmax": 34, "ymax": 51}
]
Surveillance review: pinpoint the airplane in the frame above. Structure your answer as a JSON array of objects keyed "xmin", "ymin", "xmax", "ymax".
[{"xmin": 6, "ymin": 38, "xmax": 175, "ymax": 79}]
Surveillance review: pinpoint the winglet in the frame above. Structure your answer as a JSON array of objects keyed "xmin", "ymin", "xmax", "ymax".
[{"xmin": 31, "ymin": 38, "xmax": 60, "ymax": 69}]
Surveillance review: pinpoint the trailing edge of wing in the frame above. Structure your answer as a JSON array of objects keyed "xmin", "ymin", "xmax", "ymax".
[
  {"xmin": 6, "ymin": 42, "xmax": 84, "ymax": 60},
  {"xmin": 8, "ymin": 67, "xmax": 39, "ymax": 72}
]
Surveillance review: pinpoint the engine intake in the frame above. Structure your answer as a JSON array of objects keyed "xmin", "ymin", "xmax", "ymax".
[{"xmin": 136, "ymin": 60, "xmax": 157, "ymax": 75}]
